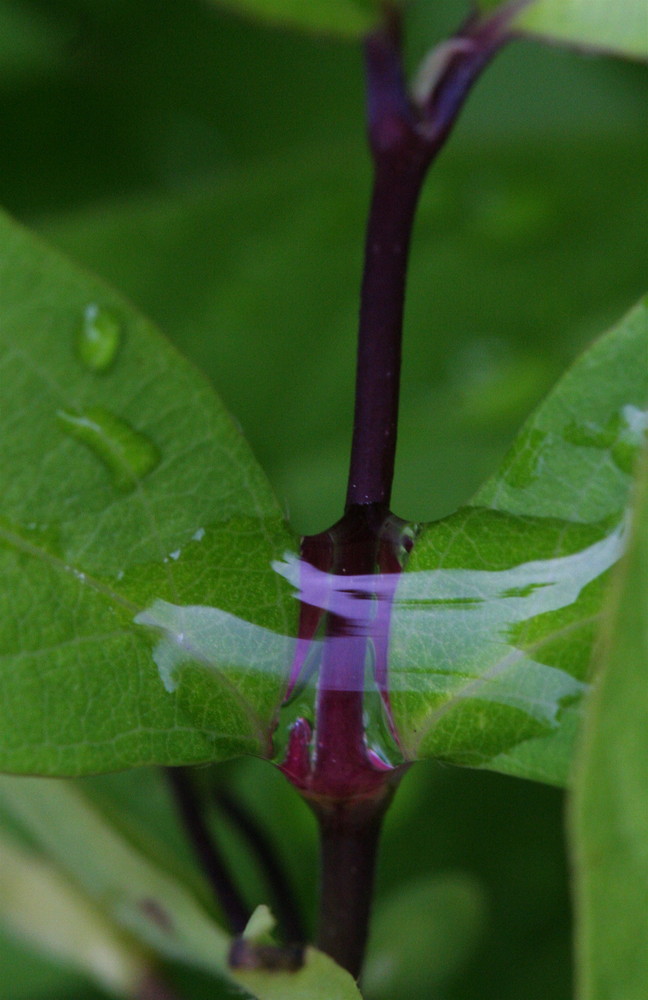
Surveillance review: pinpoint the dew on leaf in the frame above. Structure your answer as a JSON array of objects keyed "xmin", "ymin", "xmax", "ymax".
[
  {"xmin": 133, "ymin": 510, "xmax": 626, "ymax": 778},
  {"xmin": 564, "ymin": 404, "xmax": 648, "ymax": 476},
  {"xmin": 77, "ymin": 303, "xmax": 121, "ymax": 373},
  {"xmin": 57, "ymin": 407, "xmax": 159, "ymax": 492}
]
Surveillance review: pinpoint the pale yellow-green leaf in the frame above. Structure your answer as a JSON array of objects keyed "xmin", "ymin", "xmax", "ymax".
[
  {"xmin": 0, "ymin": 777, "xmax": 230, "ymax": 974},
  {"xmin": 478, "ymin": 0, "xmax": 648, "ymax": 60},
  {"xmin": 0, "ymin": 832, "xmax": 147, "ymax": 996}
]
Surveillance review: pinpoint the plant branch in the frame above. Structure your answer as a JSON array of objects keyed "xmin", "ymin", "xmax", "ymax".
[
  {"xmin": 285, "ymin": 3, "xmax": 516, "ymax": 980},
  {"xmin": 313, "ymin": 791, "xmax": 396, "ymax": 981},
  {"xmin": 214, "ymin": 787, "xmax": 306, "ymax": 944},
  {"xmin": 345, "ymin": 9, "xmax": 511, "ymax": 509},
  {"xmin": 166, "ymin": 767, "xmax": 250, "ymax": 934}
]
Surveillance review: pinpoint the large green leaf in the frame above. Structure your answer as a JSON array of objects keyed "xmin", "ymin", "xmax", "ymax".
[
  {"xmin": 478, "ymin": 0, "xmax": 648, "ymax": 60},
  {"xmin": 0, "ymin": 209, "xmax": 297, "ymax": 776},
  {"xmin": 390, "ymin": 298, "xmax": 648, "ymax": 785},
  {"xmin": 570, "ymin": 444, "xmax": 648, "ymax": 1000},
  {"xmin": 206, "ymin": 0, "xmax": 379, "ymax": 38}
]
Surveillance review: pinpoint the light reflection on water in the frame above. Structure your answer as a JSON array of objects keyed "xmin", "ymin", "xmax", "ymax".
[{"xmin": 134, "ymin": 515, "xmax": 626, "ymax": 760}]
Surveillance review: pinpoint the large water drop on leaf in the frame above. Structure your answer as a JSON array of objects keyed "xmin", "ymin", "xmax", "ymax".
[
  {"xmin": 57, "ymin": 407, "xmax": 159, "ymax": 491},
  {"xmin": 77, "ymin": 303, "xmax": 121, "ymax": 372}
]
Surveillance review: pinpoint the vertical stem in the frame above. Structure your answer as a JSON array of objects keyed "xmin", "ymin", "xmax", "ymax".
[
  {"xmin": 346, "ymin": 14, "xmax": 510, "ymax": 510},
  {"xmin": 286, "ymin": 5, "xmax": 514, "ymax": 979},
  {"xmin": 346, "ymin": 34, "xmax": 429, "ymax": 510},
  {"xmin": 215, "ymin": 788, "xmax": 306, "ymax": 944},
  {"xmin": 346, "ymin": 158, "xmax": 428, "ymax": 509},
  {"xmin": 314, "ymin": 793, "xmax": 394, "ymax": 980},
  {"xmin": 166, "ymin": 767, "xmax": 251, "ymax": 934}
]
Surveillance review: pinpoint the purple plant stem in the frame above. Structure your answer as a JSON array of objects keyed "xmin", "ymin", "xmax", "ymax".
[
  {"xmin": 308, "ymin": 8, "xmax": 514, "ymax": 978},
  {"xmin": 214, "ymin": 787, "xmax": 306, "ymax": 944},
  {"xmin": 166, "ymin": 767, "xmax": 251, "ymax": 935},
  {"xmin": 345, "ymin": 14, "xmax": 509, "ymax": 510},
  {"xmin": 313, "ymin": 790, "xmax": 396, "ymax": 980},
  {"xmin": 280, "ymin": 5, "xmax": 517, "ymax": 979},
  {"xmin": 345, "ymin": 35, "xmax": 427, "ymax": 509}
]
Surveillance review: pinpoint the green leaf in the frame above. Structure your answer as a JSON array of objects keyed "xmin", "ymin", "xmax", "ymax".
[
  {"xmin": 0, "ymin": 775, "xmax": 231, "ymax": 974},
  {"xmin": 206, "ymin": 0, "xmax": 380, "ymax": 38},
  {"xmin": 390, "ymin": 298, "xmax": 648, "ymax": 785},
  {"xmin": 570, "ymin": 443, "xmax": 648, "ymax": 1000},
  {"xmin": 0, "ymin": 831, "xmax": 148, "ymax": 995},
  {"xmin": 478, "ymin": 0, "xmax": 648, "ymax": 61},
  {"xmin": 0, "ymin": 928, "xmax": 91, "ymax": 1000},
  {"xmin": 0, "ymin": 209, "xmax": 297, "ymax": 776},
  {"xmin": 231, "ymin": 945, "xmax": 363, "ymax": 1000}
]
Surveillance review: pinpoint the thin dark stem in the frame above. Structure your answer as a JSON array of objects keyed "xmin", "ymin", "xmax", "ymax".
[
  {"xmin": 345, "ymin": 12, "xmax": 510, "ymax": 509},
  {"xmin": 345, "ymin": 157, "xmax": 427, "ymax": 509},
  {"xmin": 166, "ymin": 767, "xmax": 250, "ymax": 934},
  {"xmin": 215, "ymin": 788, "xmax": 306, "ymax": 944},
  {"xmin": 345, "ymin": 34, "xmax": 427, "ymax": 510}
]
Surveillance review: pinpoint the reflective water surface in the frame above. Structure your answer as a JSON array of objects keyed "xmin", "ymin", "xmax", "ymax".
[{"xmin": 134, "ymin": 506, "xmax": 627, "ymax": 774}]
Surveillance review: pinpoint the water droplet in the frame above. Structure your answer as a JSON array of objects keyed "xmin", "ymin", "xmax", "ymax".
[
  {"xmin": 192, "ymin": 527, "xmax": 205, "ymax": 542},
  {"xmin": 563, "ymin": 415, "xmax": 619, "ymax": 450},
  {"xmin": 77, "ymin": 304, "xmax": 122, "ymax": 372},
  {"xmin": 169, "ymin": 549, "xmax": 181, "ymax": 561},
  {"xmin": 57, "ymin": 407, "xmax": 159, "ymax": 492},
  {"xmin": 564, "ymin": 405, "xmax": 648, "ymax": 476}
]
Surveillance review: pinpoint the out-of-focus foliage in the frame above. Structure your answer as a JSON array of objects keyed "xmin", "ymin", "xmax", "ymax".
[
  {"xmin": 0, "ymin": 0, "xmax": 645, "ymax": 997},
  {"xmin": 205, "ymin": 0, "xmax": 379, "ymax": 38},
  {"xmin": 479, "ymin": 0, "xmax": 648, "ymax": 61},
  {"xmin": 571, "ymin": 444, "xmax": 648, "ymax": 1000}
]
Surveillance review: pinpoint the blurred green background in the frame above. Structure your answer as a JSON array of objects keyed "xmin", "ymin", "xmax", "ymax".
[{"xmin": 0, "ymin": 0, "xmax": 645, "ymax": 997}]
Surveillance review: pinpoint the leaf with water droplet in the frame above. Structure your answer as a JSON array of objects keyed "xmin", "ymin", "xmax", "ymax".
[
  {"xmin": 77, "ymin": 303, "xmax": 121, "ymax": 372},
  {"xmin": 57, "ymin": 406, "xmax": 159, "ymax": 491},
  {"xmin": 393, "ymin": 298, "xmax": 648, "ymax": 786},
  {"xmin": 0, "ymin": 208, "xmax": 297, "ymax": 776}
]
